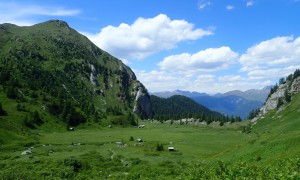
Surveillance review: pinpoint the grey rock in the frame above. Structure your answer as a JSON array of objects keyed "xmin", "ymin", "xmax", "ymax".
[
  {"xmin": 90, "ymin": 64, "xmax": 99, "ymax": 86},
  {"xmin": 291, "ymin": 77, "xmax": 300, "ymax": 94},
  {"xmin": 133, "ymin": 82, "xmax": 153, "ymax": 119},
  {"xmin": 260, "ymin": 76, "xmax": 300, "ymax": 115},
  {"xmin": 261, "ymin": 83, "xmax": 287, "ymax": 114}
]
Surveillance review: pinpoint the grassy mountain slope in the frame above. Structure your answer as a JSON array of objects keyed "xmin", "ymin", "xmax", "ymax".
[{"xmin": 0, "ymin": 20, "xmax": 152, "ymax": 134}]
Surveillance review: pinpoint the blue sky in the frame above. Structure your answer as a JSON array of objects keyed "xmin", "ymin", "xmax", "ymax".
[{"xmin": 1, "ymin": 0, "xmax": 300, "ymax": 93}]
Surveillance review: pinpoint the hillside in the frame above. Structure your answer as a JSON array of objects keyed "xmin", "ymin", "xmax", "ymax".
[
  {"xmin": 256, "ymin": 69, "xmax": 300, "ymax": 116},
  {"xmin": 150, "ymin": 95, "xmax": 233, "ymax": 123},
  {"xmin": 152, "ymin": 89, "xmax": 267, "ymax": 119},
  {"xmin": 0, "ymin": 20, "xmax": 152, "ymax": 132},
  {"xmin": 0, "ymin": 84, "xmax": 299, "ymax": 179}
]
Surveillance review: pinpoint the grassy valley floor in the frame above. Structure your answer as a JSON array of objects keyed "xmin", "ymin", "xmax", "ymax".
[{"xmin": 1, "ymin": 94, "xmax": 300, "ymax": 179}]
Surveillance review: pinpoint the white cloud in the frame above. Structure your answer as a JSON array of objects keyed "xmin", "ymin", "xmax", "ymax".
[
  {"xmin": 246, "ymin": 0, "xmax": 254, "ymax": 7},
  {"xmin": 135, "ymin": 69, "xmax": 272, "ymax": 93},
  {"xmin": 226, "ymin": 5, "xmax": 235, "ymax": 10},
  {"xmin": 240, "ymin": 36, "xmax": 300, "ymax": 71},
  {"xmin": 86, "ymin": 14, "xmax": 213, "ymax": 60},
  {"xmin": 135, "ymin": 70, "xmax": 189, "ymax": 92},
  {"xmin": 138, "ymin": 36, "xmax": 300, "ymax": 93},
  {"xmin": 239, "ymin": 36, "xmax": 300, "ymax": 85},
  {"xmin": 248, "ymin": 66, "xmax": 300, "ymax": 80},
  {"xmin": 218, "ymin": 75, "xmax": 243, "ymax": 82},
  {"xmin": 0, "ymin": 2, "xmax": 80, "ymax": 26},
  {"xmin": 195, "ymin": 74, "xmax": 215, "ymax": 83},
  {"xmin": 198, "ymin": 0, "xmax": 212, "ymax": 9},
  {"xmin": 158, "ymin": 47, "xmax": 238, "ymax": 72}
]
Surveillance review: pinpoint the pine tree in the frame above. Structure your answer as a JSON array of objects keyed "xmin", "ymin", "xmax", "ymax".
[
  {"xmin": 284, "ymin": 89, "xmax": 291, "ymax": 103},
  {"xmin": 0, "ymin": 102, "xmax": 7, "ymax": 116}
]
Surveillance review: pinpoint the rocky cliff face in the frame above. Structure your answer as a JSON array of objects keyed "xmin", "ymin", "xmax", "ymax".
[
  {"xmin": 132, "ymin": 82, "xmax": 153, "ymax": 119},
  {"xmin": 291, "ymin": 76, "xmax": 300, "ymax": 94},
  {"xmin": 260, "ymin": 76, "xmax": 300, "ymax": 115}
]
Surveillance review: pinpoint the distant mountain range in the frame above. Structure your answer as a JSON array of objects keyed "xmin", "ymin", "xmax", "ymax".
[
  {"xmin": 151, "ymin": 87, "xmax": 271, "ymax": 119},
  {"xmin": 150, "ymin": 95, "xmax": 224, "ymax": 121}
]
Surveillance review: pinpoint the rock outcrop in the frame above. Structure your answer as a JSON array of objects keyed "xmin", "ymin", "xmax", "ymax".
[
  {"xmin": 132, "ymin": 82, "xmax": 153, "ymax": 119},
  {"xmin": 260, "ymin": 76, "xmax": 300, "ymax": 115},
  {"xmin": 89, "ymin": 64, "xmax": 99, "ymax": 87},
  {"xmin": 260, "ymin": 83, "xmax": 287, "ymax": 114},
  {"xmin": 291, "ymin": 76, "xmax": 300, "ymax": 94}
]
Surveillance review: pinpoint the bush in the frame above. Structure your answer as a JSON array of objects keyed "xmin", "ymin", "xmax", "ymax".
[
  {"xmin": 284, "ymin": 89, "xmax": 291, "ymax": 103},
  {"xmin": 0, "ymin": 103, "xmax": 7, "ymax": 116},
  {"xmin": 277, "ymin": 97, "xmax": 284, "ymax": 110},
  {"xmin": 242, "ymin": 124, "xmax": 252, "ymax": 134},
  {"xmin": 129, "ymin": 136, "xmax": 134, "ymax": 141},
  {"xmin": 156, "ymin": 143, "xmax": 164, "ymax": 151}
]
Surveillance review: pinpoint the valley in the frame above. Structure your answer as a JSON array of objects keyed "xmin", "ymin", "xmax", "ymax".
[
  {"xmin": 1, "ymin": 92, "xmax": 300, "ymax": 179},
  {"xmin": 0, "ymin": 19, "xmax": 300, "ymax": 179}
]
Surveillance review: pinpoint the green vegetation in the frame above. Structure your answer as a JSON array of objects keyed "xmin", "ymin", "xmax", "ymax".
[
  {"xmin": 1, "ymin": 92, "xmax": 300, "ymax": 178},
  {"xmin": 248, "ymin": 108, "xmax": 260, "ymax": 119},
  {"xmin": 0, "ymin": 20, "xmax": 147, "ymax": 129},
  {"xmin": 1, "ymin": 21, "xmax": 300, "ymax": 179},
  {"xmin": 0, "ymin": 102, "xmax": 7, "ymax": 116},
  {"xmin": 151, "ymin": 95, "xmax": 242, "ymax": 124}
]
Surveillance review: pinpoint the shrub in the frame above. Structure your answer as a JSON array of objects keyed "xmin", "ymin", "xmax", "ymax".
[
  {"xmin": 156, "ymin": 143, "xmax": 164, "ymax": 151},
  {"xmin": 284, "ymin": 89, "xmax": 291, "ymax": 103},
  {"xmin": 129, "ymin": 136, "xmax": 134, "ymax": 141},
  {"xmin": 277, "ymin": 97, "xmax": 284, "ymax": 110},
  {"xmin": 0, "ymin": 103, "xmax": 7, "ymax": 116}
]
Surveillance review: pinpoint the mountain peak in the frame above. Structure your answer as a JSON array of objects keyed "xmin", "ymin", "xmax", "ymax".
[
  {"xmin": 0, "ymin": 20, "xmax": 152, "ymax": 127},
  {"xmin": 45, "ymin": 20, "xmax": 70, "ymax": 28}
]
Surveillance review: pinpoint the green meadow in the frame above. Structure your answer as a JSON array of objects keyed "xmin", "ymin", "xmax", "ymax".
[{"xmin": 0, "ymin": 93, "xmax": 300, "ymax": 179}]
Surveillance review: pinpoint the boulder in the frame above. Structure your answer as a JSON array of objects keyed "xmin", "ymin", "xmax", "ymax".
[{"xmin": 21, "ymin": 149, "xmax": 32, "ymax": 155}]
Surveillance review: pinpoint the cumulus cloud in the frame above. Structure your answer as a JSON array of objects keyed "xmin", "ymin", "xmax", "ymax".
[
  {"xmin": 86, "ymin": 14, "xmax": 213, "ymax": 60},
  {"xmin": 248, "ymin": 66, "xmax": 300, "ymax": 80},
  {"xmin": 134, "ymin": 70, "xmax": 190, "ymax": 92},
  {"xmin": 135, "ymin": 68, "xmax": 272, "ymax": 93},
  {"xmin": 195, "ymin": 74, "xmax": 215, "ymax": 83},
  {"xmin": 218, "ymin": 75, "xmax": 243, "ymax": 82},
  {"xmin": 158, "ymin": 47, "xmax": 238, "ymax": 72},
  {"xmin": 240, "ymin": 36, "xmax": 300, "ymax": 71},
  {"xmin": 0, "ymin": 2, "xmax": 80, "ymax": 26},
  {"xmin": 138, "ymin": 36, "xmax": 300, "ymax": 93}
]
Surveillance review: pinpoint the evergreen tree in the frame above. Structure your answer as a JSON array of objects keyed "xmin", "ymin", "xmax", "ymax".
[
  {"xmin": 293, "ymin": 69, "xmax": 300, "ymax": 79},
  {"xmin": 284, "ymin": 89, "xmax": 291, "ymax": 103},
  {"xmin": 0, "ymin": 102, "xmax": 7, "ymax": 116},
  {"xmin": 277, "ymin": 98, "xmax": 284, "ymax": 110},
  {"xmin": 279, "ymin": 77, "xmax": 285, "ymax": 85}
]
